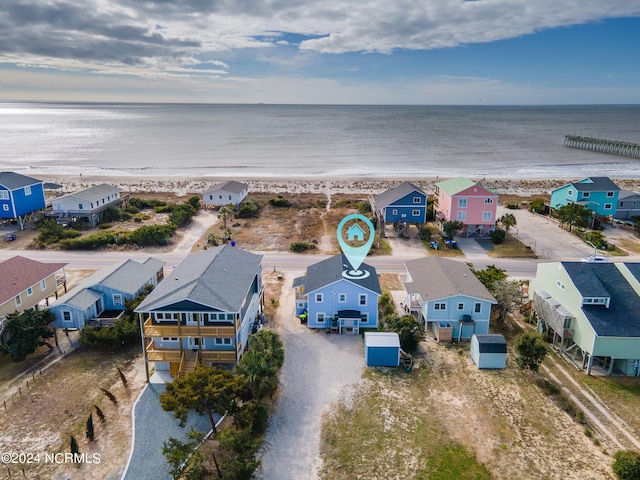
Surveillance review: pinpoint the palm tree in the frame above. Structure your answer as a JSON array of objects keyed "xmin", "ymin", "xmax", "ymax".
[
  {"xmin": 500, "ymin": 213, "xmax": 517, "ymax": 236},
  {"xmin": 218, "ymin": 203, "xmax": 234, "ymax": 228}
]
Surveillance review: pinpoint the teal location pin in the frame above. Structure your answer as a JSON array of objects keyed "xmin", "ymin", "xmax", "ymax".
[{"xmin": 337, "ymin": 214, "xmax": 374, "ymax": 278}]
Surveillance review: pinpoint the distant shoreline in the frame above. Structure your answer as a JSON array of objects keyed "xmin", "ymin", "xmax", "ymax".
[{"xmin": 38, "ymin": 174, "xmax": 640, "ymax": 198}]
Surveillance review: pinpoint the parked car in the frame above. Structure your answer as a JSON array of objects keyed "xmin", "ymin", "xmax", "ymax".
[{"xmin": 580, "ymin": 255, "xmax": 608, "ymax": 263}]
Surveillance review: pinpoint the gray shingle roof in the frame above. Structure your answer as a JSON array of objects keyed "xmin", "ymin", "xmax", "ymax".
[
  {"xmin": 563, "ymin": 262, "xmax": 640, "ymax": 337},
  {"xmin": 55, "ymin": 183, "xmax": 122, "ymax": 203},
  {"xmin": 0, "ymin": 172, "xmax": 43, "ymax": 190},
  {"xmin": 135, "ymin": 246, "xmax": 262, "ymax": 312},
  {"xmin": 202, "ymin": 181, "xmax": 248, "ymax": 195},
  {"xmin": 571, "ymin": 177, "xmax": 620, "ymax": 192},
  {"xmin": 292, "ymin": 254, "xmax": 381, "ymax": 295},
  {"xmin": 403, "ymin": 257, "xmax": 496, "ymax": 303},
  {"xmin": 373, "ymin": 182, "xmax": 425, "ymax": 209},
  {"xmin": 475, "ymin": 334, "xmax": 507, "ymax": 353}
]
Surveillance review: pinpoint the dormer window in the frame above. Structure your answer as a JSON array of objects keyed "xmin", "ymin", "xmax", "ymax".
[{"xmin": 582, "ymin": 297, "xmax": 610, "ymax": 307}]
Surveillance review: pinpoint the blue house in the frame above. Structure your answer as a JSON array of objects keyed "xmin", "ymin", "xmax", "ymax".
[
  {"xmin": 403, "ymin": 257, "xmax": 496, "ymax": 341},
  {"xmin": 0, "ymin": 172, "xmax": 46, "ymax": 229},
  {"xmin": 550, "ymin": 177, "xmax": 621, "ymax": 217},
  {"xmin": 293, "ymin": 254, "xmax": 381, "ymax": 334},
  {"xmin": 370, "ymin": 182, "xmax": 427, "ymax": 233},
  {"xmin": 49, "ymin": 258, "xmax": 165, "ymax": 329}
]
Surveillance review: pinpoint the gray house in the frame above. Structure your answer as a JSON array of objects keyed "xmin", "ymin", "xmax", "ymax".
[
  {"xmin": 49, "ymin": 183, "xmax": 125, "ymax": 226},
  {"xmin": 615, "ymin": 190, "xmax": 640, "ymax": 221},
  {"xmin": 49, "ymin": 258, "xmax": 164, "ymax": 329},
  {"xmin": 202, "ymin": 181, "xmax": 248, "ymax": 208}
]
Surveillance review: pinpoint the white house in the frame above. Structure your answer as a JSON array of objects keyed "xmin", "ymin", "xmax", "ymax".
[
  {"xmin": 202, "ymin": 181, "xmax": 248, "ymax": 208},
  {"xmin": 49, "ymin": 183, "xmax": 124, "ymax": 226}
]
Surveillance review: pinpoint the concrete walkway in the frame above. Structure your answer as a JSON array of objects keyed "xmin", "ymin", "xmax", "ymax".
[{"xmin": 121, "ymin": 376, "xmax": 212, "ymax": 480}]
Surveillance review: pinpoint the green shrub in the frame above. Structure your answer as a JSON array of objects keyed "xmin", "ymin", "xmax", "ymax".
[
  {"xmin": 129, "ymin": 197, "xmax": 167, "ymax": 209},
  {"xmin": 418, "ymin": 226, "xmax": 432, "ymax": 241},
  {"xmin": 269, "ymin": 196, "xmax": 292, "ymax": 208},
  {"xmin": 612, "ymin": 450, "xmax": 640, "ymax": 480},
  {"xmin": 529, "ymin": 198, "xmax": 546, "ymax": 213},
  {"xmin": 236, "ymin": 199, "xmax": 261, "ymax": 218},
  {"xmin": 59, "ymin": 231, "xmax": 117, "ymax": 250},
  {"xmin": 187, "ymin": 195, "xmax": 201, "ymax": 210},
  {"xmin": 98, "ymin": 223, "xmax": 113, "ymax": 230},
  {"xmin": 36, "ymin": 219, "xmax": 81, "ymax": 245},
  {"xmin": 490, "ymin": 228, "xmax": 506, "ymax": 244},
  {"xmin": 289, "ymin": 241, "xmax": 315, "ymax": 252},
  {"xmin": 121, "ymin": 225, "xmax": 175, "ymax": 246}
]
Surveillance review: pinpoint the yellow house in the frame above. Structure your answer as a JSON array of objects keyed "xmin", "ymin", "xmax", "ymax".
[{"xmin": 0, "ymin": 256, "xmax": 67, "ymax": 319}]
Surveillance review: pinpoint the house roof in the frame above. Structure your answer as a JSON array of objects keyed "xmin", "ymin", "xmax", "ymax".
[
  {"xmin": 53, "ymin": 257, "xmax": 164, "ymax": 310},
  {"xmin": 203, "ymin": 181, "xmax": 248, "ymax": 195},
  {"xmin": 618, "ymin": 190, "xmax": 640, "ymax": 201},
  {"xmin": 0, "ymin": 256, "xmax": 67, "ymax": 304},
  {"xmin": 292, "ymin": 254, "xmax": 382, "ymax": 295},
  {"xmin": 135, "ymin": 245, "xmax": 262, "ymax": 312},
  {"xmin": 55, "ymin": 183, "xmax": 122, "ymax": 203},
  {"xmin": 372, "ymin": 182, "xmax": 425, "ymax": 208},
  {"xmin": 571, "ymin": 177, "xmax": 621, "ymax": 192},
  {"xmin": 435, "ymin": 177, "xmax": 476, "ymax": 196},
  {"xmin": 474, "ymin": 334, "xmax": 507, "ymax": 353},
  {"xmin": 403, "ymin": 257, "xmax": 496, "ymax": 303},
  {"xmin": 364, "ymin": 331, "xmax": 400, "ymax": 348},
  {"xmin": 0, "ymin": 172, "xmax": 43, "ymax": 190},
  {"xmin": 562, "ymin": 262, "xmax": 640, "ymax": 337}
]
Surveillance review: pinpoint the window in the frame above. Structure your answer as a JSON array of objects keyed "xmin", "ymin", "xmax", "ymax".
[
  {"xmin": 412, "ymin": 209, "xmax": 421, "ymax": 216},
  {"xmin": 604, "ymin": 203, "xmax": 612, "ymax": 210},
  {"xmin": 27, "ymin": 287, "xmax": 33, "ymax": 297},
  {"xmin": 315, "ymin": 293, "xmax": 323, "ymax": 303},
  {"xmin": 359, "ymin": 294, "xmax": 367, "ymax": 306},
  {"xmin": 2, "ymin": 205, "xmax": 8, "ymax": 211},
  {"xmin": 474, "ymin": 303, "xmax": 482, "ymax": 313},
  {"xmin": 62, "ymin": 311, "xmax": 72, "ymax": 322},
  {"xmin": 360, "ymin": 313, "xmax": 369, "ymax": 323},
  {"xmin": 582, "ymin": 192, "xmax": 590, "ymax": 198},
  {"xmin": 317, "ymin": 313, "xmax": 325, "ymax": 324},
  {"xmin": 0, "ymin": 191, "xmax": 9, "ymax": 200},
  {"xmin": 457, "ymin": 303, "xmax": 464, "ymax": 311},
  {"xmin": 209, "ymin": 195, "xmax": 213, "ymax": 200},
  {"xmin": 24, "ymin": 185, "xmax": 31, "ymax": 196},
  {"xmin": 482, "ymin": 211, "xmax": 492, "ymax": 221},
  {"xmin": 40, "ymin": 279, "xmax": 46, "ymax": 291},
  {"xmin": 162, "ymin": 337, "xmax": 178, "ymax": 341},
  {"xmin": 458, "ymin": 198, "xmax": 468, "ymax": 208},
  {"xmin": 15, "ymin": 295, "xmax": 22, "ymax": 307},
  {"xmin": 338, "ymin": 293, "xmax": 346, "ymax": 303},
  {"xmin": 567, "ymin": 189, "xmax": 573, "ymax": 196},
  {"xmin": 392, "ymin": 209, "xmax": 398, "ymax": 215},
  {"xmin": 456, "ymin": 211, "xmax": 466, "ymax": 221},
  {"xmin": 113, "ymin": 294, "xmax": 123, "ymax": 306},
  {"xmin": 484, "ymin": 198, "xmax": 493, "ymax": 204},
  {"xmin": 215, "ymin": 338, "xmax": 232, "ymax": 345},
  {"xmin": 606, "ymin": 191, "xmax": 614, "ymax": 197},
  {"xmin": 228, "ymin": 195, "xmax": 232, "ymax": 200},
  {"xmin": 434, "ymin": 303, "xmax": 446, "ymax": 310},
  {"xmin": 413, "ymin": 197, "xmax": 421, "ymax": 204},
  {"xmin": 155, "ymin": 312, "xmax": 177, "ymax": 322},
  {"xmin": 556, "ymin": 281, "xmax": 565, "ymax": 291},
  {"xmin": 78, "ymin": 203, "xmax": 83, "ymax": 210},
  {"xmin": 218, "ymin": 195, "xmax": 223, "ymax": 199}
]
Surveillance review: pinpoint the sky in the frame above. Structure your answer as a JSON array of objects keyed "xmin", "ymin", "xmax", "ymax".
[{"xmin": 1, "ymin": 0, "xmax": 640, "ymax": 104}]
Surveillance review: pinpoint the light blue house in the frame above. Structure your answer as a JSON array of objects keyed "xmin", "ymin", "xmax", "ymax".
[
  {"xmin": 550, "ymin": 177, "xmax": 621, "ymax": 217},
  {"xmin": 49, "ymin": 258, "xmax": 165, "ymax": 329},
  {"xmin": 293, "ymin": 254, "xmax": 381, "ymax": 334},
  {"xmin": 370, "ymin": 182, "xmax": 427, "ymax": 233},
  {"xmin": 0, "ymin": 172, "xmax": 46, "ymax": 229},
  {"xmin": 135, "ymin": 245, "xmax": 263, "ymax": 378},
  {"xmin": 403, "ymin": 257, "xmax": 496, "ymax": 341}
]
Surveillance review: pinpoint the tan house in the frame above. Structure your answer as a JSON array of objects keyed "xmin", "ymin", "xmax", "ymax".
[{"xmin": 0, "ymin": 256, "xmax": 67, "ymax": 331}]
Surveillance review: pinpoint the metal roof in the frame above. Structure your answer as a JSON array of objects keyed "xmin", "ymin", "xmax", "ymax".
[
  {"xmin": 0, "ymin": 172, "xmax": 43, "ymax": 190},
  {"xmin": 292, "ymin": 254, "xmax": 381, "ymax": 296},
  {"xmin": 474, "ymin": 334, "xmax": 507, "ymax": 353},
  {"xmin": 54, "ymin": 183, "xmax": 122, "ymax": 203},
  {"xmin": 403, "ymin": 257, "xmax": 496, "ymax": 304},
  {"xmin": 135, "ymin": 245, "xmax": 262, "ymax": 313},
  {"xmin": 364, "ymin": 331, "xmax": 400, "ymax": 348}
]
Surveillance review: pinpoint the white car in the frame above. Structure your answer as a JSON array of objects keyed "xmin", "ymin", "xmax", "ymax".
[{"xmin": 580, "ymin": 255, "xmax": 608, "ymax": 263}]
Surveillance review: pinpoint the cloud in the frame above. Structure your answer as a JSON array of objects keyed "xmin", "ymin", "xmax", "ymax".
[{"xmin": 0, "ymin": 0, "xmax": 639, "ymax": 79}]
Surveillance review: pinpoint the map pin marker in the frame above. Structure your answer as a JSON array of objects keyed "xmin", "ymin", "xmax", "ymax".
[{"xmin": 337, "ymin": 214, "xmax": 375, "ymax": 279}]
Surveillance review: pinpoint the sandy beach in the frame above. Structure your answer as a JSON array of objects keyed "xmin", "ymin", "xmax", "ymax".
[{"xmin": 37, "ymin": 174, "xmax": 640, "ymax": 198}]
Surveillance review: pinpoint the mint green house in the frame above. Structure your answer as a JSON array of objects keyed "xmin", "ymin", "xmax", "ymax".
[{"xmin": 530, "ymin": 262, "xmax": 640, "ymax": 376}]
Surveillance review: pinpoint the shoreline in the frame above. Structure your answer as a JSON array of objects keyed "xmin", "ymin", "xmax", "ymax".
[{"xmin": 37, "ymin": 174, "xmax": 640, "ymax": 198}]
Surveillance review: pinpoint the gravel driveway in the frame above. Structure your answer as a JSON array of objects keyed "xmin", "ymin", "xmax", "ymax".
[{"xmin": 256, "ymin": 274, "xmax": 365, "ymax": 480}]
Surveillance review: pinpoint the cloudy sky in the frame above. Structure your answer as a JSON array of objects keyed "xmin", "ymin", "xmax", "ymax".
[{"xmin": 1, "ymin": 0, "xmax": 639, "ymax": 104}]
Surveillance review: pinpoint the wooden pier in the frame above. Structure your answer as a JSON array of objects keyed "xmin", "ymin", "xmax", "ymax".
[{"xmin": 564, "ymin": 135, "xmax": 640, "ymax": 158}]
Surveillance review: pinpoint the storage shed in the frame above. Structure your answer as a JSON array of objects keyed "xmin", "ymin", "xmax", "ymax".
[
  {"xmin": 364, "ymin": 332, "xmax": 400, "ymax": 367},
  {"xmin": 470, "ymin": 334, "xmax": 507, "ymax": 369}
]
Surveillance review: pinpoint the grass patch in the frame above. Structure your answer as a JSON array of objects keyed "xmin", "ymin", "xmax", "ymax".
[
  {"xmin": 419, "ymin": 443, "xmax": 492, "ymax": 480},
  {"xmin": 616, "ymin": 237, "xmax": 640, "ymax": 255},
  {"xmin": 487, "ymin": 237, "xmax": 537, "ymax": 258}
]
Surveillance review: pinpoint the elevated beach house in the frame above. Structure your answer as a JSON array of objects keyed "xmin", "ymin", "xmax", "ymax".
[
  {"xmin": 530, "ymin": 262, "xmax": 640, "ymax": 376},
  {"xmin": 135, "ymin": 245, "xmax": 263, "ymax": 378},
  {"xmin": 434, "ymin": 177, "xmax": 498, "ymax": 237},
  {"xmin": 614, "ymin": 190, "xmax": 640, "ymax": 221},
  {"xmin": 293, "ymin": 254, "xmax": 381, "ymax": 334},
  {"xmin": 0, "ymin": 256, "xmax": 67, "ymax": 338},
  {"xmin": 550, "ymin": 177, "xmax": 621, "ymax": 218},
  {"xmin": 48, "ymin": 183, "xmax": 125, "ymax": 226},
  {"xmin": 202, "ymin": 181, "xmax": 248, "ymax": 208},
  {"xmin": 0, "ymin": 172, "xmax": 46, "ymax": 229},
  {"xmin": 49, "ymin": 258, "xmax": 164, "ymax": 329},
  {"xmin": 370, "ymin": 182, "xmax": 427, "ymax": 235},
  {"xmin": 403, "ymin": 257, "xmax": 496, "ymax": 341}
]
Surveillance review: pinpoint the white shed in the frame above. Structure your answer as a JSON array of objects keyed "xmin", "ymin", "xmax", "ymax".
[
  {"xmin": 470, "ymin": 334, "xmax": 507, "ymax": 369},
  {"xmin": 202, "ymin": 181, "xmax": 248, "ymax": 208},
  {"xmin": 364, "ymin": 332, "xmax": 400, "ymax": 367}
]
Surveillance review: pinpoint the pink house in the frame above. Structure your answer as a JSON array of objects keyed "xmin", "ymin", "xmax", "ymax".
[{"xmin": 435, "ymin": 177, "xmax": 498, "ymax": 237}]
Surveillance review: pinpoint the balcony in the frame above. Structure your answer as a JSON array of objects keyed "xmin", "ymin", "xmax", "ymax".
[
  {"xmin": 146, "ymin": 340, "xmax": 182, "ymax": 362},
  {"xmin": 145, "ymin": 340, "xmax": 238, "ymax": 364},
  {"xmin": 143, "ymin": 318, "xmax": 235, "ymax": 337}
]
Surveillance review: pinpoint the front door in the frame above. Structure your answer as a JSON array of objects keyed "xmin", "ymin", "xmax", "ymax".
[{"xmin": 187, "ymin": 337, "xmax": 202, "ymax": 349}]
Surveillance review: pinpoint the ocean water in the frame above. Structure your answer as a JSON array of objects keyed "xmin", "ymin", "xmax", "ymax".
[{"xmin": 1, "ymin": 102, "xmax": 639, "ymax": 179}]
